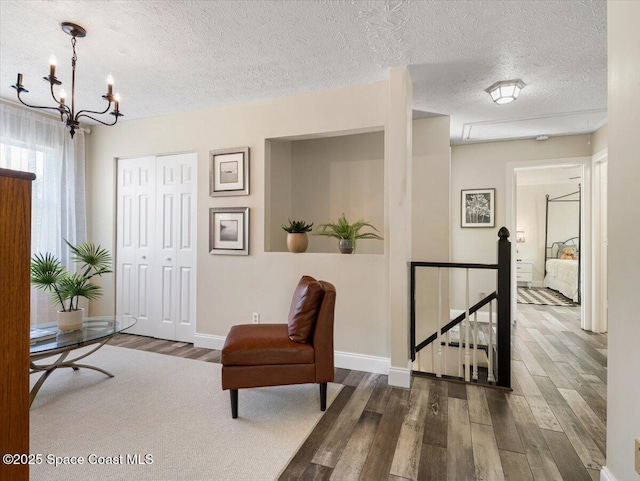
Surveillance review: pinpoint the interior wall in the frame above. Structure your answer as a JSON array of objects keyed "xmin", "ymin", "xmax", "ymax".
[
  {"xmin": 86, "ymin": 80, "xmax": 392, "ymax": 360},
  {"xmin": 606, "ymin": 1, "xmax": 640, "ymax": 480},
  {"xmin": 411, "ymin": 116, "xmax": 451, "ymax": 366},
  {"xmin": 264, "ymin": 139, "xmax": 292, "ymax": 253},
  {"xmin": 516, "ymin": 181, "xmax": 580, "ymax": 285},
  {"xmin": 591, "ymin": 123, "xmax": 608, "ymax": 155},
  {"xmin": 450, "ymin": 135, "xmax": 591, "ymax": 308}
]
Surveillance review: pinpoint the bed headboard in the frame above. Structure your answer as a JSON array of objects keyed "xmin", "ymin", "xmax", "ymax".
[{"xmin": 549, "ymin": 237, "xmax": 580, "ymax": 259}]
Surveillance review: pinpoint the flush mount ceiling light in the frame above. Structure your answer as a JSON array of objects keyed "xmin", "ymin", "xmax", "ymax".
[
  {"xmin": 485, "ymin": 79, "xmax": 526, "ymax": 105},
  {"xmin": 11, "ymin": 22, "xmax": 123, "ymax": 138}
]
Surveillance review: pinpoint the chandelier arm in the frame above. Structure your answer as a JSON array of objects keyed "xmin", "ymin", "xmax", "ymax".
[
  {"xmin": 75, "ymin": 114, "xmax": 120, "ymax": 126},
  {"xmin": 48, "ymin": 83, "xmax": 71, "ymax": 116},
  {"xmin": 16, "ymin": 91, "xmax": 70, "ymax": 115},
  {"xmin": 75, "ymin": 102, "xmax": 112, "ymax": 118}
]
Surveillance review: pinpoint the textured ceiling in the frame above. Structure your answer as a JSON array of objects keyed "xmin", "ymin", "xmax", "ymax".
[{"xmin": 0, "ymin": 0, "xmax": 607, "ymax": 143}]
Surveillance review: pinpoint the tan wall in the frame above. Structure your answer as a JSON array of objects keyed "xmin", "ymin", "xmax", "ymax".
[
  {"xmin": 265, "ymin": 139, "xmax": 292, "ymax": 253},
  {"xmin": 86, "ymin": 81, "xmax": 392, "ymax": 359},
  {"xmin": 450, "ymin": 135, "xmax": 592, "ymax": 307},
  {"xmin": 411, "ymin": 116, "xmax": 451, "ymax": 363},
  {"xmin": 606, "ymin": 1, "xmax": 640, "ymax": 479},
  {"xmin": 591, "ymin": 123, "xmax": 608, "ymax": 155}
]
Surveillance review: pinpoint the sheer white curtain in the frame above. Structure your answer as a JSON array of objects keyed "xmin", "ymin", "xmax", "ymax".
[{"xmin": 0, "ymin": 103, "xmax": 87, "ymax": 323}]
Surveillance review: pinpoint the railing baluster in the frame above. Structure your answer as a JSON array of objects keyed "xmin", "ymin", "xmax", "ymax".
[
  {"xmin": 458, "ymin": 317, "xmax": 463, "ymax": 379},
  {"xmin": 472, "ymin": 311, "xmax": 478, "ymax": 381},
  {"xmin": 464, "ymin": 268, "xmax": 471, "ymax": 382},
  {"xmin": 488, "ymin": 300, "xmax": 496, "ymax": 382},
  {"xmin": 437, "ymin": 267, "xmax": 442, "ymax": 378}
]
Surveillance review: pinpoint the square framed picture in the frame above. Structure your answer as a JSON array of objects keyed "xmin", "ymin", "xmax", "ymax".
[
  {"xmin": 461, "ymin": 188, "xmax": 495, "ymax": 228},
  {"xmin": 209, "ymin": 207, "xmax": 249, "ymax": 255},
  {"xmin": 209, "ymin": 147, "xmax": 249, "ymax": 196}
]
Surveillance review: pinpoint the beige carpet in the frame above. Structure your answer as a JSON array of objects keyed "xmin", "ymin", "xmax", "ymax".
[{"xmin": 30, "ymin": 345, "xmax": 341, "ymax": 481}]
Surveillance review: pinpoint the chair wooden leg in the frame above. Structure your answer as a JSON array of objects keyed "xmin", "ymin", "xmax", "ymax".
[
  {"xmin": 319, "ymin": 382, "xmax": 327, "ymax": 411},
  {"xmin": 230, "ymin": 389, "xmax": 238, "ymax": 419}
]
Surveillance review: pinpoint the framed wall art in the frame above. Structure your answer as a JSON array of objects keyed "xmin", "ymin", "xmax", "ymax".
[
  {"xmin": 209, "ymin": 147, "xmax": 249, "ymax": 196},
  {"xmin": 209, "ymin": 207, "xmax": 249, "ymax": 255},
  {"xmin": 461, "ymin": 188, "xmax": 495, "ymax": 228}
]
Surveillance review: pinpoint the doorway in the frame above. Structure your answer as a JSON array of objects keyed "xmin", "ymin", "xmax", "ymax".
[
  {"xmin": 516, "ymin": 165, "xmax": 582, "ymax": 306},
  {"xmin": 506, "ymin": 157, "xmax": 597, "ymax": 332}
]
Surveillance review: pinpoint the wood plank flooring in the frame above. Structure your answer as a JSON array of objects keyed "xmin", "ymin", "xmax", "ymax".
[{"xmin": 110, "ymin": 303, "xmax": 606, "ymax": 480}]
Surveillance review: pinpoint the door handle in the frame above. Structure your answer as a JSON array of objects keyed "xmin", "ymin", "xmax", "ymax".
[
  {"xmin": 166, "ymin": 257, "xmax": 172, "ymax": 261},
  {"xmin": 141, "ymin": 255, "xmax": 147, "ymax": 259}
]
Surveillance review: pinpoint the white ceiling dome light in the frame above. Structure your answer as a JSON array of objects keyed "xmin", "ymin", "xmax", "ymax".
[{"xmin": 485, "ymin": 79, "xmax": 526, "ymax": 104}]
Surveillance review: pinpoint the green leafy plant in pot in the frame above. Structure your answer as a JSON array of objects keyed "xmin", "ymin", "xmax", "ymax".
[
  {"xmin": 314, "ymin": 213, "xmax": 383, "ymax": 254},
  {"xmin": 31, "ymin": 241, "xmax": 112, "ymax": 330},
  {"xmin": 282, "ymin": 219, "xmax": 313, "ymax": 253}
]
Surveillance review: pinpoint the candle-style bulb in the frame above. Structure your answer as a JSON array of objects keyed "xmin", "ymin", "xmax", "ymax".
[
  {"xmin": 106, "ymin": 73, "xmax": 114, "ymax": 95},
  {"xmin": 114, "ymin": 92, "xmax": 121, "ymax": 111},
  {"xmin": 59, "ymin": 88, "xmax": 66, "ymax": 105},
  {"xmin": 49, "ymin": 54, "xmax": 57, "ymax": 79}
]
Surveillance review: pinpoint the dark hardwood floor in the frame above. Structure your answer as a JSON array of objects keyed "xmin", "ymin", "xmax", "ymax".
[{"xmin": 110, "ymin": 303, "xmax": 606, "ymax": 481}]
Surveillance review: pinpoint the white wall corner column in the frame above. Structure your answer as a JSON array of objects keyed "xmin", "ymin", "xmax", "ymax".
[
  {"xmin": 387, "ymin": 66, "xmax": 413, "ymax": 388},
  {"xmin": 604, "ymin": 1, "xmax": 640, "ymax": 480}
]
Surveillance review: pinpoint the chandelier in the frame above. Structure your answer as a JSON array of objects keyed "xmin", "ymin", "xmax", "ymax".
[
  {"xmin": 11, "ymin": 22, "xmax": 123, "ymax": 138},
  {"xmin": 485, "ymin": 79, "xmax": 526, "ymax": 105}
]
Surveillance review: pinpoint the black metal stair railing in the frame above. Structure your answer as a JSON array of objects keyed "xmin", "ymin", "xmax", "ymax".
[{"xmin": 410, "ymin": 227, "xmax": 512, "ymax": 388}]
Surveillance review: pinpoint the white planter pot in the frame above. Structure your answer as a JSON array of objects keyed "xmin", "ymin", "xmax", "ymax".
[{"xmin": 57, "ymin": 308, "xmax": 84, "ymax": 331}]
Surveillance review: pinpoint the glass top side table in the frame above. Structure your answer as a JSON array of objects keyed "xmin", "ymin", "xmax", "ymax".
[{"xmin": 29, "ymin": 316, "xmax": 136, "ymax": 406}]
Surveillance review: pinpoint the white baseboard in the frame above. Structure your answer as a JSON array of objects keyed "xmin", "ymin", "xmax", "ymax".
[
  {"xmin": 194, "ymin": 333, "xmax": 226, "ymax": 350},
  {"xmin": 600, "ymin": 467, "xmax": 618, "ymax": 481},
  {"xmin": 600, "ymin": 466, "xmax": 618, "ymax": 481},
  {"xmin": 388, "ymin": 366, "xmax": 411, "ymax": 388},
  {"xmin": 335, "ymin": 351, "xmax": 390, "ymax": 374},
  {"xmin": 194, "ymin": 332, "xmax": 392, "ymax": 375}
]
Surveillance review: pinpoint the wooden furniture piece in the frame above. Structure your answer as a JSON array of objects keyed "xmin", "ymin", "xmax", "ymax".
[
  {"xmin": 0, "ymin": 168, "xmax": 35, "ymax": 481},
  {"xmin": 516, "ymin": 260, "xmax": 533, "ymax": 288},
  {"xmin": 221, "ymin": 276, "xmax": 336, "ymax": 418}
]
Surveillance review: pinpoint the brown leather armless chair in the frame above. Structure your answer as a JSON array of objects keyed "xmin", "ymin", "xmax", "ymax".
[{"xmin": 221, "ymin": 276, "xmax": 336, "ymax": 418}]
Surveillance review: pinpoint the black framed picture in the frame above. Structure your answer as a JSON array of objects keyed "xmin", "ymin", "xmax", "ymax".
[{"xmin": 461, "ymin": 188, "xmax": 495, "ymax": 228}]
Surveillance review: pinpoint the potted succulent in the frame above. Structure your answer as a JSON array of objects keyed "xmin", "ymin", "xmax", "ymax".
[
  {"xmin": 282, "ymin": 219, "xmax": 314, "ymax": 253},
  {"xmin": 31, "ymin": 241, "xmax": 112, "ymax": 330},
  {"xmin": 315, "ymin": 213, "xmax": 383, "ymax": 254}
]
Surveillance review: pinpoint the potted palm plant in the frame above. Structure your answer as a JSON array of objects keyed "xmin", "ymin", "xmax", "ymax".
[
  {"xmin": 314, "ymin": 213, "xmax": 383, "ymax": 254},
  {"xmin": 31, "ymin": 241, "xmax": 112, "ymax": 330},
  {"xmin": 282, "ymin": 219, "xmax": 314, "ymax": 253}
]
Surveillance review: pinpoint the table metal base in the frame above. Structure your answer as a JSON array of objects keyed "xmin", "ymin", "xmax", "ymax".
[{"xmin": 29, "ymin": 338, "xmax": 114, "ymax": 406}]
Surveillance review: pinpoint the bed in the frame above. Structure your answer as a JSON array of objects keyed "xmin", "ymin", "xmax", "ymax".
[
  {"xmin": 544, "ymin": 258, "xmax": 579, "ymax": 302},
  {"xmin": 543, "ymin": 237, "xmax": 580, "ymax": 303},
  {"xmin": 544, "ymin": 185, "xmax": 581, "ymax": 305}
]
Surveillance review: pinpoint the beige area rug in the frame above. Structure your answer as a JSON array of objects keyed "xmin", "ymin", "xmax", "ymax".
[{"xmin": 30, "ymin": 345, "xmax": 342, "ymax": 481}]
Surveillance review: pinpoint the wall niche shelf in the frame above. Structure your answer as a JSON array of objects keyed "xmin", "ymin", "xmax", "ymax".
[{"xmin": 265, "ymin": 128, "xmax": 385, "ymax": 255}]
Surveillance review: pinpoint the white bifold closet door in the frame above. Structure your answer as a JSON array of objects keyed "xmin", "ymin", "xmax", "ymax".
[{"xmin": 116, "ymin": 153, "xmax": 197, "ymax": 342}]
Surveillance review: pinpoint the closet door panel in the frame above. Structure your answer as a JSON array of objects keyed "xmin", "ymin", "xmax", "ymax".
[
  {"xmin": 171, "ymin": 153, "xmax": 197, "ymax": 342},
  {"xmin": 116, "ymin": 157, "xmax": 156, "ymax": 335}
]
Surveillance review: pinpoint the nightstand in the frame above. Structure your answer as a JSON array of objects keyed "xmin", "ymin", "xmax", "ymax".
[{"xmin": 516, "ymin": 261, "xmax": 533, "ymax": 288}]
